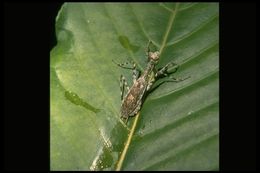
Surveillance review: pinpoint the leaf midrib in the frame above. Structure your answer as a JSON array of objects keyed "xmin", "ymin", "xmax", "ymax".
[
  {"xmin": 115, "ymin": 3, "xmax": 180, "ymax": 171},
  {"xmin": 115, "ymin": 112, "xmax": 141, "ymax": 170},
  {"xmin": 159, "ymin": 3, "xmax": 179, "ymax": 54}
]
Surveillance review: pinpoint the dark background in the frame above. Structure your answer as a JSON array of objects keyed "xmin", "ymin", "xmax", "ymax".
[
  {"xmin": 50, "ymin": 3, "xmax": 63, "ymax": 50},
  {"xmin": 4, "ymin": 3, "xmax": 63, "ymax": 171},
  {"xmin": 3, "ymin": 2, "xmax": 256, "ymax": 171}
]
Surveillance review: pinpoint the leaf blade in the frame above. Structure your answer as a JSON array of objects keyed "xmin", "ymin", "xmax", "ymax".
[{"xmin": 50, "ymin": 2, "xmax": 219, "ymax": 171}]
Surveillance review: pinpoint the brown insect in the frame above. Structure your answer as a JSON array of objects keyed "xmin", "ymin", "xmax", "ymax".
[{"xmin": 113, "ymin": 41, "xmax": 188, "ymax": 123}]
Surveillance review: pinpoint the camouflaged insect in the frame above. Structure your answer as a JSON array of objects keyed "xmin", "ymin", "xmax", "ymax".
[{"xmin": 113, "ymin": 41, "xmax": 188, "ymax": 123}]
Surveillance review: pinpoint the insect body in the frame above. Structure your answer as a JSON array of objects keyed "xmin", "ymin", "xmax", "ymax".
[
  {"xmin": 120, "ymin": 51, "xmax": 159, "ymax": 119},
  {"xmin": 113, "ymin": 41, "xmax": 188, "ymax": 123}
]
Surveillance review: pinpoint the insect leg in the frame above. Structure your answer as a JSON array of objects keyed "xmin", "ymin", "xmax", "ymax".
[
  {"xmin": 120, "ymin": 75, "xmax": 130, "ymax": 101},
  {"xmin": 132, "ymin": 63, "xmax": 140, "ymax": 83},
  {"xmin": 145, "ymin": 40, "xmax": 152, "ymax": 61},
  {"xmin": 165, "ymin": 75, "xmax": 191, "ymax": 82},
  {"xmin": 155, "ymin": 62, "xmax": 179, "ymax": 78},
  {"xmin": 148, "ymin": 75, "xmax": 190, "ymax": 93},
  {"xmin": 146, "ymin": 77, "xmax": 155, "ymax": 91},
  {"xmin": 112, "ymin": 60, "xmax": 135, "ymax": 70}
]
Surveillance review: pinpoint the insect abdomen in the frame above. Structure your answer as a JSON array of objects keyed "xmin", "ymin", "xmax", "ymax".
[{"xmin": 120, "ymin": 77, "xmax": 147, "ymax": 118}]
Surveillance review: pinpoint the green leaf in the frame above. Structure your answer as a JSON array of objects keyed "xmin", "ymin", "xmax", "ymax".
[{"xmin": 50, "ymin": 2, "xmax": 219, "ymax": 171}]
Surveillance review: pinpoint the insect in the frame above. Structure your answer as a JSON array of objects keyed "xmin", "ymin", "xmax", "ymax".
[{"xmin": 113, "ymin": 40, "xmax": 189, "ymax": 123}]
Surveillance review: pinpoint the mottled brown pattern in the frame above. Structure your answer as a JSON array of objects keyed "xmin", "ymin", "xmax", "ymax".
[
  {"xmin": 119, "ymin": 48, "xmax": 159, "ymax": 120},
  {"xmin": 120, "ymin": 77, "xmax": 147, "ymax": 118}
]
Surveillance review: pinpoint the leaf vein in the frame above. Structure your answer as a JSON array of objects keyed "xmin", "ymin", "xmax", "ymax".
[
  {"xmin": 103, "ymin": 4, "xmax": 144, "ymax": 71},
  {"xmin": 128, "ymin": 4, "xmax": 160, "ymax": 48},
  {"xmin": 159, "ymin": 3, "xmax": 179, "ymax": 54},
  {"xmin": 150, "ymin": 68, "xmax": 219, "ymax": 100},
  {"xmin": 144, "ymin": 133, "xmax": 219, "ymax": 170},
  {"xmin": 141, "ymin": 100, "xmax": 219, "ymax": 139},
  {"xmin": 166, "ymin": 14, "xmax": 218, "ymax": 48}
]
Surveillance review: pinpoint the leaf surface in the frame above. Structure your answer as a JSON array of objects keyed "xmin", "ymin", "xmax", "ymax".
[{"xmin": 50, "ymin": 2, "xmax": 219, "ymax": 171}]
